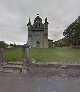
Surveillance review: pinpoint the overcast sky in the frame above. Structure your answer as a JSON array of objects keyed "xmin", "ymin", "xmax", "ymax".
[{"xmin": 0, "ymin": 0, "xmax": 80, "ymax": 44}]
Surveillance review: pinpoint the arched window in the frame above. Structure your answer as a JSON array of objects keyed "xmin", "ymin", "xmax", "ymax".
[
  {"xmin": 36, "ymin": 24, "xmax": 37, "ymax": 28},
  {"xmin": 36, "ymin": 41, "xmax": 40, "ymax": 48},
  {"xmin": 39, "ymin": 24, "xmax": 40, "ymax": 28}
]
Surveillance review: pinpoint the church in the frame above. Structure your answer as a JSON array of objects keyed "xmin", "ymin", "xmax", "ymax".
[{"xmin": 27, "ymin": 14, "xmax": 52, "ymax": 48}]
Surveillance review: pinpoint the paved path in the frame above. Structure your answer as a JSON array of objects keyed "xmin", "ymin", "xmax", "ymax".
[{"xmin": 0, "ymin": 73, "xmax": 80, "ymax": 92}]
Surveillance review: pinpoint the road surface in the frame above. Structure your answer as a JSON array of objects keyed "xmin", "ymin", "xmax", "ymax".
[{"xmin": 0, "ymin": 73, "xmax": 80, "ymax": 92}]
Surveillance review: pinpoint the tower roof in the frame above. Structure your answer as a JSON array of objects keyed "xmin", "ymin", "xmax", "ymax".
[
  {"xmin": 27, "ymin": 17, "xmax": 31, "ymax": 26},
  {"xmin": 44, "ymin": 17, "xmax": 49, "ymax": 24},
  {"xmin": 34, "ymin": 14, "xmax": 42, "ymax": 23},
  {"xmin": 35, "ymin": 16, "xmax": 42, "ymax": 20}
]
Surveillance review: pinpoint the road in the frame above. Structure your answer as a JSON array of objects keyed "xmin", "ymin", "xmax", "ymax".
[{"xmin": 0, "ymin": 73, "xmax": 80, "ymax": 92}]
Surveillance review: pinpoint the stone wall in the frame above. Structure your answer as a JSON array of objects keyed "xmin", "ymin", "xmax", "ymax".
[
  {"xmin": 27, "ymin": 62, "xmax": 80, "ymax": 77},
  {"xmin": 32, "ymin": 31, "xmax": 44, "ymax": 48}
]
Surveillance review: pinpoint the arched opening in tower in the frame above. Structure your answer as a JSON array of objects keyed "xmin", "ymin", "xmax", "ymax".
[{"xmin": 36, "ymin": 41, "xmax": 40, "ymax": 48}]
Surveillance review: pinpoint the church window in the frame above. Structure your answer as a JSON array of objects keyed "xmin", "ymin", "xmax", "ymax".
[
  {"xmin": 36, "ymin": 24, "xmax": 37, "ymax": 28},
  {"xmin": 39, "ymin": 24, "xmax": 40, "ymax": 28},
  {"xmin": 39, "ymin": 20, "xmax": 40, "ymax": 22}
]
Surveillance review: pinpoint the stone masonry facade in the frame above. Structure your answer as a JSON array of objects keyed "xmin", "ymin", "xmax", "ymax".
[{"xmin": 27, "ymin": 14, "xmax": 49, "ymax": 48}]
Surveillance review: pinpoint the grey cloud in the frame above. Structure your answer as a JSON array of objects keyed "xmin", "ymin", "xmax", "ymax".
[{"xmin": 0, "ymin": 0, "xmax": 80, "ymax": 44}]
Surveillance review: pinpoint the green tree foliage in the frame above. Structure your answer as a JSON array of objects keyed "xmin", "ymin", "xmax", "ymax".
[
  {"xmin": 0, "ymin": 41, "xmax": 8, "ymax": 48},
  {"xmin": 63, "ymin": 16, "xmax": 80, "ymax": 46},
  {"xmin": 10, "ymin": 43, "xmax": 17, "ymax": 48},
  {"xmin": 13, "ymin": 43, "xmax": 17, "ymax": 47},
  {"xmin": 53, "ymin": 38, "xmax": 66, "ymax": 47},
  {"xmin": 10, "ymin": 44, "xmax": 13, "ymax": 47}
]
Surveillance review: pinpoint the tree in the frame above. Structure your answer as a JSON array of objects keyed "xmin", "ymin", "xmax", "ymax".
[
  {"xmin": 63, "ymin": 16, "xmax": 80, "ymax": 47},
  {"xmin": 13, "ymin": 43, "xmax": 17, "ymax": 47},
  {"xmin": 10, "ymin": 44, "xmax": 13, "ymax": 47},
  {"xmin": 53, "ymin": 38, "xmax": 67, "ymax": 47},
  {"xmin": 0, "ymin": 41, "xmax": 8, "ymax": 48}
]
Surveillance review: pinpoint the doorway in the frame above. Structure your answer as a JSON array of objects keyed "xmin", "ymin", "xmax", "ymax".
[{"xmin": 36, "ymin": 41, "xmax": 40, "ymax": 48}]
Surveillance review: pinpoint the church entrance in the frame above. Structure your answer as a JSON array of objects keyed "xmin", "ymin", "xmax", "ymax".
[{"xmin": 36, "ymin": 41, "xmax": 40, "ymax": 48}]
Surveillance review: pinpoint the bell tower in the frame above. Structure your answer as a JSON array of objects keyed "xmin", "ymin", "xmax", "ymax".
[{"xmin": 27, "ymin": 15, "xmax": 49, "ymax": 48}]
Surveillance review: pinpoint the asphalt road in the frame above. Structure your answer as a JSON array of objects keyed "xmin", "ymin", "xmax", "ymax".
[{"xmin": 0, "ymin": 73, "xmax": 80, "ymax": 92}]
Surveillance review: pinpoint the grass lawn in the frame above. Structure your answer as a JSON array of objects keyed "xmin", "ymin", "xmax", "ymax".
[
  {"xmin": 5, "ymin": 48, "xmax": 22, "ymax": 62},
  {"xmin": 5, "ymin": 47, "xmax": 80, "ymax": 62}
]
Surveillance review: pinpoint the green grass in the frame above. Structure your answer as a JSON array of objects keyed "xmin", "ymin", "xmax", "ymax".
[
  {"xmin": 5, "ymin": 47, "xmax": 80, "ymax": 63},
  {"xmin": 5, "ymin": 48, "xmax": 22, "ymax": 62}
]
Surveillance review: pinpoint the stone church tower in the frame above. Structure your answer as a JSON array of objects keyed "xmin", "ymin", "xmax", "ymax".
[{"xmin": 27, "ymin": 14, "xmax": 49, "ymax": 48}]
